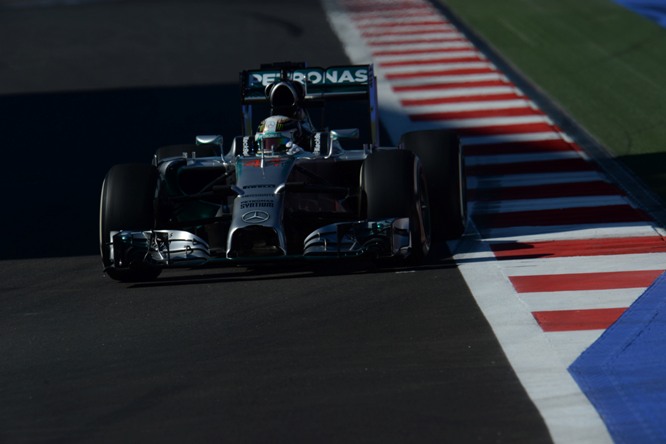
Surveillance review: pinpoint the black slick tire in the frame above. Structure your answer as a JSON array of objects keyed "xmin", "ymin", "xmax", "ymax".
[
  {"xmin": 99, "ymin": 163, "xmax": 161, "ymax": 281},
  {"xmin": 361, "ymin": 149, "xmax": 430, "ymax": 262},
  {"xmin": 401, "ymin": 130, "xmax": 466, "ymax": 240}
]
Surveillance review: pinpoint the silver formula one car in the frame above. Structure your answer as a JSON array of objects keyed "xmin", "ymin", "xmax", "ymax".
[{"xmin": 99, "ymin": 63, "xmax": 466, "ymax": 281}]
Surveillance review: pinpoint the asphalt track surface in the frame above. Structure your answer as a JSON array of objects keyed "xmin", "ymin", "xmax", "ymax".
[{"xmin": 0, "ymin": 1, "xmax": 551, "ymax": 442}]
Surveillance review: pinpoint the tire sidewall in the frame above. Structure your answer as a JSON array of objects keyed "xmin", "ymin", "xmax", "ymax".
[
  {"xmin": 361, "ymin": 149, "xmax": 430, "ymax": 261},
  {"xmin": 99, "ymin": 163, "xmax": 159, "ymax": 278}
]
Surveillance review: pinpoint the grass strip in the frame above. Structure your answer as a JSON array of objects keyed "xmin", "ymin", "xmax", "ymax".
[{"xmin": 439, "ymin": 0, "xmax": 666, "ymax": 201}]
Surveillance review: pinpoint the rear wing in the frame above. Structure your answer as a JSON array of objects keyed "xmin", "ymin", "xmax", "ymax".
[
  {"xmin": 239, "ymin": 63, "xmax": 379, "ymax": 146},
  {"xmin": 241, "ymin": 65, "xmax": 374, "ymax": 102}
]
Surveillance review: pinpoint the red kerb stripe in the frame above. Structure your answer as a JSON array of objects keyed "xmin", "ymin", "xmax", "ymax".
[
  {"xmin": 364, "ymin": 20, "xmax": 450, "ymax": 28},
  {"xmin": 393, "ymin": 79, "xmax": 509, "ymax": 92},
  {"xmin": 363, "ymin": 28, "xmax": 455, "ymax": 37},
  {"xmin": 402, "ymin": 93, "xmax": 523, "ymax": 106},
  {"xmin": 387, "ymin": 67, "xmax": 494, "ymax": 79},
  {"xmin": 491, "ymin": 236, "xmax": 666, "ymax": 260},
  {"xmin": 464, "ymin": 139, "xmax": 579, "ymax": 156},
  {"xmin": 533, "ymin": 308, "xmax": 627, "ymax": 332},
  {"xmin": 410, "ymin": 107, "xmax": 541, "ymax": 122},
  {"xmin": 456, "ymin": 122, "xmax": 559, "ymax": 136},
  {"xmin": 381, "ymin": 56, "xmax": 484, "ymax": 67},
  {"xmin": 467, "ymin": 158, "xmax": 595, "ymax": 176},
  {"xmin": 374, "ymin": 47, "xmax": 472, "ymax": 57},
  {"xmin": 345, "ymin": 4, "xmax": 431, "ymax": 13},
  {"xmin": 510, "ymin": 270, "xmax": 662, "ymax": 293},
  {"xmin": 368, "ymin": 37, "xmax": 467, "ymax": 46}
]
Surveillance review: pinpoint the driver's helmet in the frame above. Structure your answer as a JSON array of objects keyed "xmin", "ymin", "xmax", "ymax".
[{"xmin": 255, "ymin": 115, "xmax": 299, "ymax": 154}]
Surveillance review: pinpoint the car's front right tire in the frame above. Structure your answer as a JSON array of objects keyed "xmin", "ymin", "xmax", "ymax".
[
  {"xmin": 99, "ymin": 163, "xmax": 162, "ymax": 282},
  {"xmin": 361, "ymin": 149, "xmax": 431, "ymax": 262},
  {"xmin": 401, "ymin": 130, "xmax": 466, "ymax": 240}
]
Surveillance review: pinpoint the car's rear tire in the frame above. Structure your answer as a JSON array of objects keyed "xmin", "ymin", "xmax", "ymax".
[
  {"xmin": 361, "ymin": 149, "xmax": 430, "ymax": 262},
  {"xmin": 401, "ymin": 130, "xmax": 466, "ymax": 240},
  {"xmin": 99, "ymin": 163, "xmax": 162, "ymax": 281}
]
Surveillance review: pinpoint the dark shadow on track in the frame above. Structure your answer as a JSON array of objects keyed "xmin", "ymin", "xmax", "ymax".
[
  {"xmin": 125, "ymin": 242, "xmax": 459, "ymax": 289},
  {"xmin": 0, "ymin": 87, "xmax": 392, "ymax": 262},
  {"xmin": 0, "ymin": 84, "xmax": 241, "ymax": 261},
  {"xmin": 618, "ymin": 152, "xmax": 666, "ymax": 205}
]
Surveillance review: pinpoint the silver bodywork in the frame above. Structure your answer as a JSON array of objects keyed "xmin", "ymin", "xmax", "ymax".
[
  {"xmin": 108, "ymin": 146, "xmax": 414, "ymax": 268},
  {"xmin": 104, "ymin": 63, "xmax": 419, "ymax": 272}
]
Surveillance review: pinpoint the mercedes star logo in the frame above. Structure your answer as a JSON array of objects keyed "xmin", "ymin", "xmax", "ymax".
[{"xmin": 241, "ymin": 210, "xmax": 270, "ymax": 224}]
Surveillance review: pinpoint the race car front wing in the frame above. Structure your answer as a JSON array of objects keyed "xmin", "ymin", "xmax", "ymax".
[{"xmin": 106, "ymin": 217, "xmax": 412, "ymax": 270}]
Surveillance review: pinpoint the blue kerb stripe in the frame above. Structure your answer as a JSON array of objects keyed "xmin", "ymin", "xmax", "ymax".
[
  {"xmin": 569, "ymin": 271, "xmax": 666, "ymax": 443},
  {"xmin": 613, "ymin": 0, "xmax": 666, "ymax": 28}
]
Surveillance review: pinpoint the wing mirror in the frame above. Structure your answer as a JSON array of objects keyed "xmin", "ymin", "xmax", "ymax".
[
  {"xmin": 331, "ymin": 128, "xmax": 359, "ymax": 140},
  {"xmin": 196, "ymin": 135, "xmax": 223, "ymax": 147},
  {"xmin": 196, "ymin": 135, "xmax": 228, "ymax": 156}
]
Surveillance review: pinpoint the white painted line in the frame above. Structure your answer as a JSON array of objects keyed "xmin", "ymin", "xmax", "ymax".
[
  {"xmin": 519, "ymin": 288, "xmax": 646, "ymax": 313},
  {"xmin": 472, "ymin": 195, "xmax": 630, "ymax": 214},
  {"xmin": 544, "ymin": 330, "xmax": 606, "ymax": 367},
  {"xmin": 451, "ymin": 229, "xmax": 612, "ymax": 444}
]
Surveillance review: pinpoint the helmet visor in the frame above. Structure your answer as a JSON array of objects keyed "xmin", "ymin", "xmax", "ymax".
[{"xmin": 261, "ymin": 135, "xmax": 290, "ymax": 153}]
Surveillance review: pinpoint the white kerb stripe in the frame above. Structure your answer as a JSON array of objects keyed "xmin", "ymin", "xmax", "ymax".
[
  {"xmin": 365, "ymin": 31, "xmax": 464, "ymax": 43},
  {"xmin": 479, "ymin": 221, "xmax": 661, "ymax": 242},
  {"xmin": 461, "ymin": 132, "xmax": 565, "ymax": 146},
  {"xmin": 466, "ymin": 150, "xmax": 584, "ymax": 166},
  {"xmin": 469, "ymin": 171, "xmax": 606, "ymax": 188},
  {"xmin": 382, "ymin": 61, "xmax": 493, "ymax": 75},
  {"xmin": 499, "ymin": 252, "xmax": 666, "ymax": 276},
  {"xmin": 352, "ymin": 15, "xmax": 443, "ymax": 25},
  {"xmin": 364, "ymin": 24, "xmax": 457, "ymax": 34},
  {"xmin": 375, "ymin": 50, "xmax": 481, "ymax": 63},
  {"xmin": 405, "ymin": 99, "xmax": 534, "ymax": 114},
  {"xmin": 519, "ymin": 288, "xmax": 646, "ymax": 313},
  {"xmin": 387, "ymin": 72, "xmax": 505, "ymax": 86},
  {"xmin": 396, "ymin": 86, "xmax": 519, "ymax": 100},
  {"xmin": 410, "ymin": 115, "xmax": 551, "ymax": 128},
  {"xmin": 371, "ymin": 41, "xmax": 474, "ymax": 52}
]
